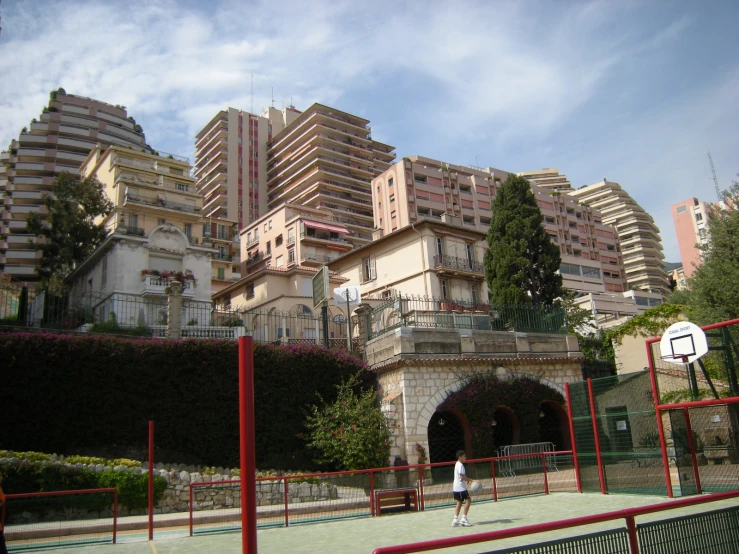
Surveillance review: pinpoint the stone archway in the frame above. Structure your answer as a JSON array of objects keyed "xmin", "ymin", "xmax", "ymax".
[
  {"xmin": 539, "ymin": 400, "xmax": 570, "ymax": 450},
  {"xmin": 493, "ymin": 406, "xmax": 520, "ymax": 453}
]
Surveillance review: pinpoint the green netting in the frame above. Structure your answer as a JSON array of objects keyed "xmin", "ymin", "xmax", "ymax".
[{"xmin": 570, "ymin": 371, "xmax": 668, "ymax": 495}]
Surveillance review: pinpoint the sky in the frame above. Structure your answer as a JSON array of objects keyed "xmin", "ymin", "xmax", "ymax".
[{"xmin": 1, "ymin": 0, "xmax": 738, "ymax": 262}]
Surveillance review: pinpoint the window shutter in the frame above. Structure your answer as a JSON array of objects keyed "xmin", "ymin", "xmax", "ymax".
[{"xmin": 370, "ymin": 254, "xmax": 377, "ymax": 280}]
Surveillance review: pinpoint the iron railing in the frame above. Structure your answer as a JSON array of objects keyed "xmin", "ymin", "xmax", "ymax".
[
  {"xmin": 367, "ymin": 295, "xmax": 567, "ymax": 339},
  {"xmin": 433, "ymin": 254, "xmax": 485, "ymax": 274}
]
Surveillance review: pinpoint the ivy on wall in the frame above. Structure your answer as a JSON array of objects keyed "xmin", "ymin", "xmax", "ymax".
[{"xmin": 440, "ymin": 371, "xmax": 565, "ymax": 458}]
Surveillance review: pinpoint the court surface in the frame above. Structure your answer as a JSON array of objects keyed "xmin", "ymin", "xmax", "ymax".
[{"xmin": 15, "ymin": 492, "xmax": 739, "ymax": 554}]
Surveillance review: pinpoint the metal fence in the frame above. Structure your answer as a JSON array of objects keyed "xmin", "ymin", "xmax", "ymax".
[
  {"xmin": 0, "ymin": 283, "xmax": 356, "ymax": 349},
  {"xmin": 367, "ymin": 295, "xmax": 567, "ymax": 339}
]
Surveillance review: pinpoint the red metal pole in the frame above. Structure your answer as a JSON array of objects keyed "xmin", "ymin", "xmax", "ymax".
[
  {"xmin": 646, "ymin": 337, "xmax": 673, "ymax": 498},
  {"xmin": 586, "ymin": 379, "xmax": 607, "ymax": 495},
  {"xmin": 369, "ymin": 470, "xmax": 376, "ymax": 516},
  {"xmin": 418, "ymin": 466, "xmax": 425, "ymax": 511},
  {"xmin": 625, "ymin": 515, "xmax": 640, "ymax": 554},
  {"xmin": 683, "ymin": 407, "xmax": 702, "ymax": 494},
  {"xmin": 189, "ymin": 484, "xmax": 194, "ymax": 536},
  {"xmin": 283, "ymin": 476, "xmax": 289, "ymax": 527},
  {"xmin": 564, "ymin": 383, "xmax": 582, "ymax": 493},
  {"xmin": 239, "ymin": 336, "xmax": 257, "ymax": 554},
  {"xmin": 541, "ymin": 453, "xmax": 549, "ymax": 495},
  {"xmin": 490, "ymin": 459, "xmax": 498, "ymax": 502},
  {"xmin": 148, "ymin": 420, "xmax": 154, "ymax": 541},
  {"xmin": 112, "ymin": 489, "xmax": 118, "ymax": 544}
]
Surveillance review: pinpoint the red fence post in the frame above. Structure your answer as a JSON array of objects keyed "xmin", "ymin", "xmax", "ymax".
[
  {"xmin": 683, "ymin": 407, "xmax": 702, "ymax": 494},
  {"xmin": 283, "ymin": 476, "xmax": 290, "ymax": 527},
  {"xmin": 490, "ymin": 458, "xmax": 498, "ymax": 502},
  {"xmin": 418, "ymin": 466, "xmax": 425, "ymax": 511},
  {"xmin": 586, "ymin": 379, "xmax": 607, "ymax": 495},
  {"xmin": 541, "ymin": 453, "xmax": 549, "ymax": 495},
  {"xmin": 369, "ymin": 471, "xmax": 376, "ymax": 516},
  {"xmin": 189, "ymin": 484, "xmax": 194, "ymax": 536},
  {"xmin": 148, "ymin": 420, "xmax": 154, "ymax": 541},
  {"xmin": 564, "ymin": 382, "xmax": 582, "ymax": 493},
  {"xmin": 625, "ymin": 515, "xmax": 640, "ymax": 554},
  {"xmin": 239, "ymin": 336, "xmax": 258, "ymax": 554},
  {"xmin": 646, "ymin": 337, "xmax": 674, "ymax": 498},
  {"xmin": 112, "ymin": 489, "xmax": 118, "ymax": 544}
]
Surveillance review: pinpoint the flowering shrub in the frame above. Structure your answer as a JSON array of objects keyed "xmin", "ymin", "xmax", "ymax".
[
  {"xmin": 415, "ymin": 443, "xmax": 428, "ymax": 465},
  {"xmin": 140, "ymin": 269, "xmax": 198, "ymax": 287},
  {"xmin": 304, "ymin": 373, "xmax": 391, "ymax": 470},
  {"xmin": 0, "ymin": 333, "xmax": 369, "ymax": 469},
  {"xmin": 440, "ymin": 372, "xmax": 565, "ymax": 458}
]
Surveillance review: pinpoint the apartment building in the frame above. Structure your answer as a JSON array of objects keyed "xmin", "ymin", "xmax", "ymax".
[
  {"xmin": 328, "ymin": 216, "xmax": 489, "ymax": 303},
  {"xmin": 265, "ymin": 103, "xmax": 395, "ymax": 247},
  {"xmin": 194, "ymin": 106, "xmax": 301, "ymax": 230},
  {"xmin": 213, "ymin": 203, "xmax": 351, "ymax": 312},
  {"xmin": 573, "ymin": 290, "xmax": 664, "ymax": 331},
  {"xmin": 569, "ymin": 180, "xmax": 669, "ymax": 295},
  {"xmin": 67, "ymin": 145, "xmax": 218, "ymax": 305},
  {"xmin": 0, "ymin": 90, "xmax": 149, "ymax": 281},
  {"xmin": 373, "ymin": 156, "xmax": 626, "ymax": 295},
  {"xmin": 518, "ymin": 168, "xmax": 573, "ymax": 192},
  {"xmin": 670, "ymin": 197, "xmax": 712, "ymax": 280}
]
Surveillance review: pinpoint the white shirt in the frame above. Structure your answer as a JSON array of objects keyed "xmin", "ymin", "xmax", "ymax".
[{"xmin": 453, "ymin": 460, "xmax": 467, "ymax": 492}]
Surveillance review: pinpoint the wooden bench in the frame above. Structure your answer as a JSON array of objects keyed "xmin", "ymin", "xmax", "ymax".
[{"xmin": 375, "ymin": 488, "xmax": 418, "ymax": 516}]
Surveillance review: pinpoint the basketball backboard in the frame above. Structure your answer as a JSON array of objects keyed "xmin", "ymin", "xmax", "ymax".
[{"xmin": 659, "ymin": 321, "xmax": 708, "ymax": 364}]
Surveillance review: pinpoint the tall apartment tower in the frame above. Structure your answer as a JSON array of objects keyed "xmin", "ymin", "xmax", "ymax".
[
  {"xmin": 518, "ymin": 168, "xmax": 573, "ymax": 192},
  {"xmin": 265, "ymin": 103, "xmax": 396, "ymax": 246},
  {"xmin": 194, "ymin": 106, "xmax": 302, "ymax": 229},
  {"xmin": 373, "ymin": 156, "xmax": 626, "ymax": 294},
  {"xmin": 670, "ymin": 197, "xmax": 712, "ymax": 279},
  {"xmin": 0, "ymin": 90, "xmax": 149, "ymax": 281},
  {"xmin": 569, "ymin": 180, "xmax": 669, "ymax": 295}
]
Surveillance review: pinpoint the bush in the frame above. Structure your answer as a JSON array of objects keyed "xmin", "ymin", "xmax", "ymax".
[
  {"xmin": 0, "ymin": 460, "xmax": 165, "ymax": 513},
  {"xmin": 0, "ymin": 333, "xmax": 369, "ymax": 469}
]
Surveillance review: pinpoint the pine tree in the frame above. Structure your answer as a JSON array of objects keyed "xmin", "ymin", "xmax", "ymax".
[
  {"xmin": 26, "ymin": 171, "xmax": 113, "ymax": 289},
  {"xmin": 484, "ymin": 174, "xmax": 563, "ymax": 305}
]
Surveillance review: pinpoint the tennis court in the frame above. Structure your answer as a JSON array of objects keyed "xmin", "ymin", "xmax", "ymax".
[{"xmin": 12, "ymin": 491, "xmax": 738, "ymax": 553}]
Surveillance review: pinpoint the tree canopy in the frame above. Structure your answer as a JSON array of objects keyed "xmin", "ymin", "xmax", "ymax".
[
  {"xmin": 484, "ymin": 174, "xmax": 563, "ymax": 305},
  {"xmin": 675, "ymin": 179, "xmax": 739, "ymax": 325},
  {"xmin": 26, "ymin": 171, "xmax": 113, "ymax": 289}
]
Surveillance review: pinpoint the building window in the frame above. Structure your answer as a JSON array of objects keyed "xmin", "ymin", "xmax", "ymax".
[
  {"xmin": 184, "ymin": 223, "xmax": 192, "ymax": 238},
  {"xmin": 266, "ymin": 241, "xmax": 271, "ymax": 254},
  {"xmin": 275, "ymin": 234, "xmax": 283, "ymax": 247},
  {"xmin": 275, "ymin": 255, "xmax": 283, "ymax": 267},
  {"xmin": 158, "ymin": 218, "xmax": 166, "ymax": 225},
  {"xmin": 440, "ymin": 279, "xmax": 449, "ymax": 300},
  {"xmin": 288, "ymin": 249, "xmax": 295, "ymax": 264},
  {"xmin": 466, "ymin": 244, "xmax": 474, "ymax": 267},
  {"xmin": 675, "ymin": 205, "xmax": 688, "ymax": 214},
  {"xmin": 175, "ymin": 183, "xmax": 188, "ymax": 192},
  {"xmin": 362, "ymin": 255, "xmax": 376, "ymax": 282},
  {"xmin": 268, "ymin": 219, "xmax": 272, "ymax": 230},
  {"xmin": 695, "ymin": 213, "xmax": 703, "ymax": 222},
  {"xmin": 287, "ymin": 228, "xmax": 294, "ymax": 243},
  {"xmin": 436, "ymin": 237, "xmax": 444, "ymax": 258},
  {"xmin": 129, "ymin": 214, "xmax": 138, "ymax": 229},
  {"xmin": 217, "ymin": 267, "xmax": 225, "ymax": 280},
  {"xmin": 471, "ymin": 284, "xmax": 479, "ymax": 305},
  {"xmin": 388, "ymin": 177, "xmax": 394, "ymax": 187}
]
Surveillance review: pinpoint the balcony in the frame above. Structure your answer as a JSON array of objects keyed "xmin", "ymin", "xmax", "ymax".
[
  {"xmin": 124, "ymin": 192, "xmax": 200, "ymax": 215},
  {"xmin": 300, "ymin": 230, "xmax": 352, "ymax": 248},
  {"xmin": 300, "ymin": 252, "xmax": 338, "ymax": 265},
  {"xmin": 141, "ymin": 275, "xmax": 195, "ymax": 297},
  {"xmin": 433, "ymin": 254, "xmax": 485, "ymax": 277},
  {"xmin": 214, "ymin": 252, "xmax": 233, "ymax": 261}
]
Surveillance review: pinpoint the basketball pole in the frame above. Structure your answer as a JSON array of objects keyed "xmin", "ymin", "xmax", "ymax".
[{"xmin": 239, "ymin": 336, "xmax": 257, "ymax": 554}]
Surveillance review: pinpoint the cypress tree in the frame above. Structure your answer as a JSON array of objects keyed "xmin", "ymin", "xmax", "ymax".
[{"xmin": 484, "ymin": 175, "xmax": 563, "ymax": 305}]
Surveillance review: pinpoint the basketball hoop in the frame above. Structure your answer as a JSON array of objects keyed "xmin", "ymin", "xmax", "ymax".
[{"xmin": 659, "ymin": 322, "xmax": 708, "ymax": 365}]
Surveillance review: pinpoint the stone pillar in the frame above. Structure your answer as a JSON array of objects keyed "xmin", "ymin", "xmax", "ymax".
[
  {"xmin": 354, "ymin": 303, "xmax": 373, "ymax": 347},
  {"xmin": 165, "ymin": 281, "xmax": 183, "ymax": 339}
]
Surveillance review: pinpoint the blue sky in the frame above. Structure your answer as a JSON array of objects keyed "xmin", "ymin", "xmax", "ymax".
[{"xmin": 1, "ymin": 0, "xmax": 738, "ymax": 262}]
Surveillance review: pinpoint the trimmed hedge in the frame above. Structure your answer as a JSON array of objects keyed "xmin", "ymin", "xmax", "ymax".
[
  {"xmin": 1, "ymin": 461, "xmax": 167, "ymax": 512},
  {"xmin": 0, "ymin": 333, "xmax": 369, "ymax": 469}
]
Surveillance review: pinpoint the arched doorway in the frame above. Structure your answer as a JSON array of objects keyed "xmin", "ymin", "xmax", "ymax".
[
  {"xmin": 538, "ymin": 401, "xmax": 569, "ymax": 450},
  {"xmin": 492, "ymin": 406, "xmax": 520, "ymax": 453},
  {"xmin": 428, "ymin": 411, "xmax": 465, "ymax": 464}
]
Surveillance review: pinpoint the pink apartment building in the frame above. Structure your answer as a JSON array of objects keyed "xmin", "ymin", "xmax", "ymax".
[
  {"xmin": 670, "ymin": 197, "xmax": 711, "ymax": 279},
  {"xmin": 194, "ymin": 106, "xmax": 302, "ymax": 230},
  {"xmin": 373, "ymin": 156, "xmax": 626, "ymax": 294}
]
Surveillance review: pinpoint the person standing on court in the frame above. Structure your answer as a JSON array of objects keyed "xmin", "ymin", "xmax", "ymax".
[
  {"xmin": 0, "ymin": 470, "xmax": 8, "ymax": 554},
  {"xmin": 452, "ymin": 450, "xmax": 474, "ymax": 527}
]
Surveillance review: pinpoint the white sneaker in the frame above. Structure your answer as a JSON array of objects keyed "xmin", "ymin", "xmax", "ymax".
[
  {"xmin": 452, "ymin": 518, "xmax": 461, "ymax": 527},
  {"xmin": 460, "ymin": 517, "xmax": 472, "ymax": 527}
]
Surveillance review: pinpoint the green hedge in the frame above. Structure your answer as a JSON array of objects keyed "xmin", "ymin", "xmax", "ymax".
[
  {"xmin": 1, "ymin": 461, "xmax": 166, "ymax": 512},
  {"xmin": 0, "ymin": 333, "xmax": 369, "ymax": 469}
]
